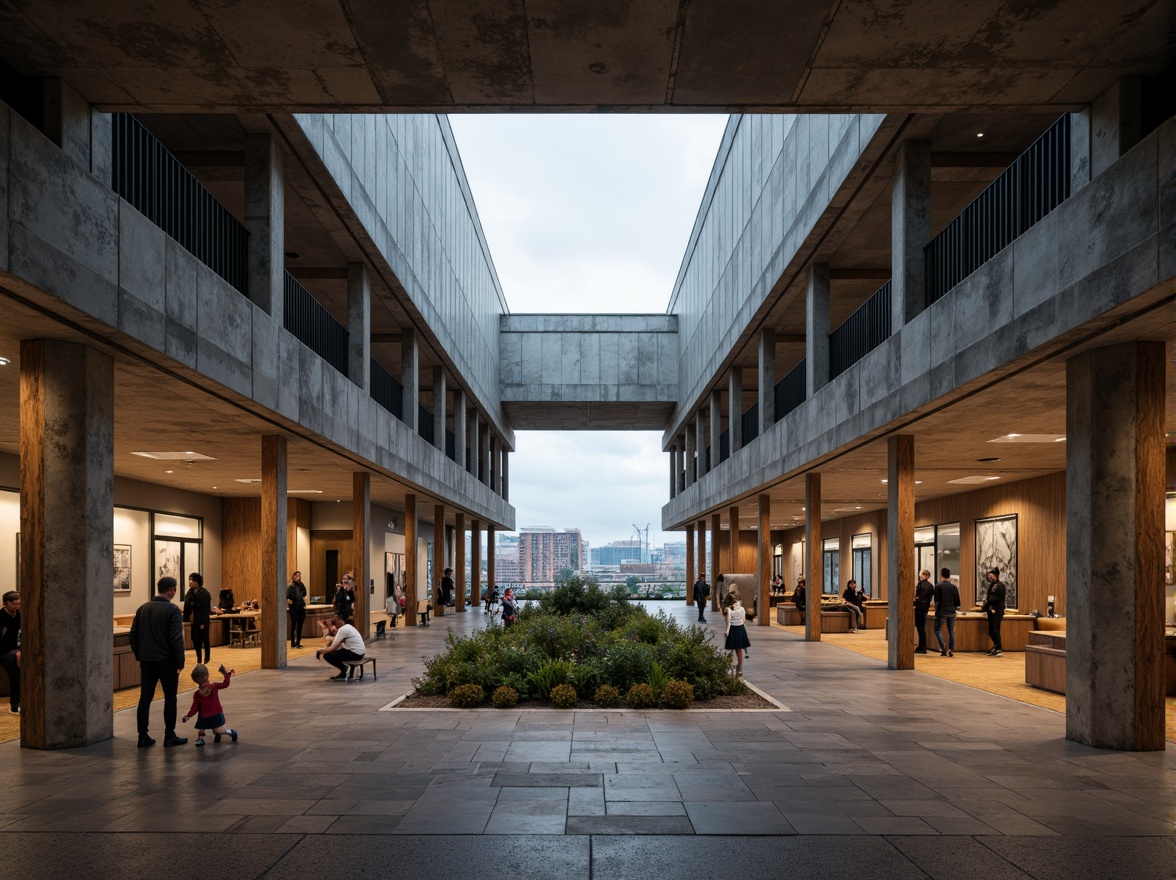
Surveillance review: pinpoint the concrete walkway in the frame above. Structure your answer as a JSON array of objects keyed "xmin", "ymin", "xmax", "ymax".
[{"xmin": 1, "ymin": 602, "xmax": 1172, "ymax": 879}]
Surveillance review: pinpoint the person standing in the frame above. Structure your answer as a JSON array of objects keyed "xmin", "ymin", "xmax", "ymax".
[
  {"xmin": 182, "ymin": 573, "xmax": 212, "ymax": 665},
  {"xmin": 913, "ymin": 570, "xmax": 934, "ymax": 654},
  {"xmin": 793, "ymin": 577, "xmax": 807, "ymax": 626},
  {"xmin": 287, "ymin": 571, "xmax": 308, "ymax": 648},
  {"xmin": 333, "ymin": 575, "xmax": 356, "ymax": 621},
  {"xmin": 933, "ymin": 568, "xmax": 961, "ymax": 657},
  {"xmin": 0, "ymin": 591, "xmax": 20, "ymax": 715},
  {"xmin": 983, "ymin": 567, "xmax": 1007, "ymax": 657},
  {"xmin": 129, "ymin": 577, "xmax": 188, "ymax": 747},
  {"xmin": 723, "ymin": 588, "xmax": 751, "ymax": 676},
  {"xmin": 440, "ymin": 568, "xmax": 455, "ymax": 607},
  {"xmin": 692, "ymin": 575, "xmax": 710, "ymax": 622}
]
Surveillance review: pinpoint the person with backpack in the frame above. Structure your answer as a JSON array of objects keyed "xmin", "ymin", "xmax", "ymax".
[{"xmin": 500, "ymin": 588, "xmax": 517, "ymax": 627}]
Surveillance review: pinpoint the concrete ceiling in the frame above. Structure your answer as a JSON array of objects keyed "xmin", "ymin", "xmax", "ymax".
[{"xmin": 0, "ymin": 1, "xmax": 1170, "ymax": 113}]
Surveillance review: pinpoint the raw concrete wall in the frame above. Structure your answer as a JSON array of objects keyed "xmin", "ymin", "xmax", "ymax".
[
  {"xmin": 665, "ymin": 113, "xmax": 887, "ymax": 439},
  {"xmin": 664, "ymin": 118, "xmax": 1174, "ymax": 528},
  {"xmin": 499, "ymin": 314, "xmax": 678, "ymax": 429},
  {"xmin": 288, "ymin": 113, "xmax": 510, "ymax": 439},
  {"xmin": 0, "ymin": 101, "xmax": 512, "ymax": 529}
]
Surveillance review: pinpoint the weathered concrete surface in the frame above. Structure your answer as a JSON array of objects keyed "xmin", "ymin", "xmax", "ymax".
[
  {"xmin": 665, "ymin": 118, "xmax": 1175, "ymax": 528},
  {"xmin": 0, "ymin": 2, "xmax": 1167, "ymax": 112},
  {"xmin": 500, "ymin": 314, "xmax": 677, "ymax": 430}
]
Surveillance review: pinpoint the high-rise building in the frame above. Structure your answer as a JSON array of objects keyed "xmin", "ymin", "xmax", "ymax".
[
  {"xmin": 518, "ymin": 527, "xmax": 584, "ymax": 583},
  {"xmin": 589, "ymin": 540, "xmax": 643, "ymax": 569}
]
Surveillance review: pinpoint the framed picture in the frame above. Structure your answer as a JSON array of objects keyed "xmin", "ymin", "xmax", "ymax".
[
  {"xmin": 154, "ymin": 539, "xmax": 181, "ymax": 583},
  {"xmin": 975, "ymin": 514, "xmax": 1017, "ymax": 607},
  {"xmin": 113, "ymin": 544, "xmax": 132, "ymax": 592}
]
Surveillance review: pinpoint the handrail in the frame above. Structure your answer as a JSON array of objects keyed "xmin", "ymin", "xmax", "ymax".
[
  {"xmin": 370, "ymin": 358, "xmax": 403, "ymax": 420},
  {"xmin": 283, "ymin": 272, "xmax": 349, "ymax": 376},
  {"xmin": 774, "ymin": 358, "xmax": 806, "ymax": 420},
  {"xmin": 829, "ymin": 281, "xmax": 892, "ymax": 379}
]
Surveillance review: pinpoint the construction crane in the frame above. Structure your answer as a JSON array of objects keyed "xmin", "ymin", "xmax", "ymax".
[{"xmin": 632, "ymin": 522, "xmax": 650, "ymax": 564}]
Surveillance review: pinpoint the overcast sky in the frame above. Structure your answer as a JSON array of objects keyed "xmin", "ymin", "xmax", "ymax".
[{"xmin": 449, "ymin": 114, "xmax": 728, "ymax": 551}]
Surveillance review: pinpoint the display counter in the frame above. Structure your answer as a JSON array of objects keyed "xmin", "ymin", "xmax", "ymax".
[
  {"xmin": 864, "ymin": 601, "xmax": 888, "ymax": 630},
  {"xmin": 1028, "ymin": 629, "xmax": 1176, "ymax": 696},
  {"xmin": 939, "ymin": 612, "xmax": 1035, "ymax": 651},
  {"xmin": 300, "ymin": 605, "xmax": 335, "ymax": 640},
  {"xmin": 113, "ymin": 625, "xmax": 140, "ymax": 690}
]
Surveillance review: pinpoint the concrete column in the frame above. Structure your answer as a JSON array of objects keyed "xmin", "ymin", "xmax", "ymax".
[
  {"xmin": 467, "ymin": 407, "xmax": 479, "ymax": 477},
  {"xmin": 670, "ymin": 441, "xmax": 680, "ymax": 498},
  {"xmin": 245, "ymin": 133, "xmax": 285, "ymax": 321},
  {"xmin": 433, "ymin": 504, "xmax": 446, "ymax": 618},
  {"xmin": 1091, "ymin": 77, "xmax": 1143, "ymax": 179},
  {"xmin": 491, "ymin": 435, "xmax": 501, "ymax": 494},
  {"xmin": 757, "ymin": 495, "xmax": 771, "ymax": 626},
  {"xmin": 400, "ymin": 328, "xmax": 418, "ymax": 432},
  {"xmin": 886, "ymin": 436, "xmax": 915, "ymax": 670},
  {"xmin": 352, "ymin": 472, "xmax": 370, "ymax": 637},
  {"xmin": 891, "ymin": 139, "xmax": 931, "ymax": 330},
  {"xmin": 759, "ymin": 329, "xmax": 776, "ymax": 432},
  {"xmin": 685, "ymin": 526, "xmax": 695, "ymax": 604},
  {"xmin": 501, "ymin": 448, "xmax": 510, "ymax": 501},
  {"xmin": 695, "ymin": 411, "xmax": 707, "ymax": 476},
  {"xmin": 726, "ymin": 505, "xmax": 739, "ymax": 612},
  {"xmin": 1066, "ymin": 342, "xmax": 1165, "ymax": 751},
  {"xmin": 454, "ymin": 390, "xmax": 468, "ymax": 469},
  {"xmin": 404, "ymin": 494, "xmax": 418, "ymax": 626},
  {"xmin": 261, "ymin": 435, "xmax": 288, "ymax": 669},
  {"xmin": 710, "ymin": 512, "xmax": 722, "ymax": 604},
  {"xmin": 479, "ymin": 422, "xmax": 491, "ymax": 486},
  {"xmin": 728, "ymin": 368, "xmax": 743, "ymax": 453},
  {"xmin": 19, "ymin": 340, "xmax": 114, "ymax": 748},
  {"xmin": 432, "ymin": 367, "xmax": 446, "ymax": 452},
  {"xmin": 684, "ymin": 417, "xmax": 697, "ymax": 487},
  {"xmin": 805, "ymin": 473, "xmax": 822, "ymax": 642},
  {"xmin": 806, "ymin": 263, "xmax": 831, "ymax": 394},
  {"xmin": 696, "ymin": 519, "xmax": 707, "ymax": 605},
  {"xmin": 471, "ymin": 520, "xmax": 482, "ymax": 606},
  {"xmin": 710, "ymin": 390, "xmax": 722, "ymax": 464},
  {"xmin": 487, "ymin": 527, "xmax": 496, "ymax": 595},
  {"xmin": 454, "ymin": 512, "xmax": 467, "ymax": 613},
  {"xmin": 42, "ymin": 78, "xmax": 96, "ymax": 172},
  {"xmin": 347, "ymin": 262, "xmax": 371, "ymax": 392},
  {"xmin": 1070, "ymin": 109, "xmax": 1092, "ymax": 192}
]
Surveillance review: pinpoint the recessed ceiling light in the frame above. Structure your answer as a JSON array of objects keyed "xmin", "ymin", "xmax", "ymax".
[
  {"xmin": 880, "ymin": 479, "xmax": 921, "ymax": 484},
  {"xmin": 976, "ymin": 132, "xmax": 984, "ymax": 138},
  {"xmin": 990, "ymin": 433, "xmax": 1065, "ymax": 443},
  {"xmin": 234, "ymin": 478, "xmax": 262, "ymax": 484},
  {"xmin": 948, "ymin": 475, "xmax": 1002, "ymax": 484},
  {"xmin": 164, "ymin": 469, "xmax": 174, "ymax": 474},
  {"xmin": 287, "ymin": 489, "xmax": 323, "ymax": 494},
  {"xmin": 0, "ymin": 356, "xmax": 10, "ymax": 366},
  {"xmin": 131, "ymin": 451, "xmax": 216, "ymax": 461}
]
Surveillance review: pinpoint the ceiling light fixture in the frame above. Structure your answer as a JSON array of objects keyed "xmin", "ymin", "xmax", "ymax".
[
  {"xmin": 948, "ymin": 475, "xmax": 1002, "ymax": 484},
  {"xmin": 990, "ymin": 433, "xmax": 1065, "ymax": 443},
  {"xmin": 287, "ymin": 489, "xmax": 324, "ymax": 494},
  {"xmin": 234, "ymin": 478, "xmax": 262, "ymax": 484},
  {"xmin": 164, "ymin": 469, "xmax": 174, "ymax": 474},
  {"xmin": 977, "ymin": 457, "xmax": 1002, "ymax": 462},
  {"xmin": 131, "ymin": 451, "xmax": 216, "ymax": 461},
  {"xmin": 0, "ymin": 356, "xmax": 10, "ymax": 366},
  {"xmin": 976, "ymin": 132, "xmax": 984, "ymax": 138}
]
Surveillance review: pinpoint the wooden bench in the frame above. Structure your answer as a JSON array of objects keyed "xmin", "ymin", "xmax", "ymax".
[
  {"xmin": 820, "ymin": 610, "xmax": 851, "ymax": 633},
  {"xmin": 342, "ymin": 656, "xmax": 377, "ymax": 681},
  {"xmin": 777, "ymin": 606, "xmax": 804, "ymax": 626}
]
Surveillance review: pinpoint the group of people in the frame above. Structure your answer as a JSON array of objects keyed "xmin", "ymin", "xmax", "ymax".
[
  {"xmin": 913, "ymin": 567, "xmax": 1006, "ymax": 657},
  {"xmin": 481, "ymin": 586, "xmax": 517, "ymax": 626}
]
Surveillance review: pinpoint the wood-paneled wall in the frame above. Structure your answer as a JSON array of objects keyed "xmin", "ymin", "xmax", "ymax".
[
  {"xmin": 774, "ymin": 472, "xmax": 1066, "ymax": 615},
  {"xmin": 221, "ymin": 497, "xmax": 315, "ymax": 605}
]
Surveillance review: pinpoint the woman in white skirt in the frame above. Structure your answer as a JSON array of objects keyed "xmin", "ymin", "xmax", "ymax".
[{"xmin": 723, "ymin": 586, "xmax": 751, "ymax": 676}]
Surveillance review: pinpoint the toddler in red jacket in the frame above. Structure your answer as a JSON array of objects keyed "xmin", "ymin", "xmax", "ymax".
[{"xmin": 182, "ymin": 663, "xmax": 239, "ymax": 746}]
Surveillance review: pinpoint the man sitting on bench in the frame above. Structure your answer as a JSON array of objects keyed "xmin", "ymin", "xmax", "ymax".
[{"xmin": 316, "ymin": 613, "xmax": 365, "ymax": 681}]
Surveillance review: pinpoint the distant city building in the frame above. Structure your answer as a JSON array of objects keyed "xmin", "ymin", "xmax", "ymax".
[
  {"xmin": 518, "ymin": 527, "xmax": 584, "ymax": 583},
  {"xmin": 589, "ymin": 539, "xmax": 643, "ymax": 569},
  {"xmin": 495, "ymin": 533, "xmax": 521, "ymax": 583},
  {"xmin": 661, "ymin": 542, "xmax": 687, "ymax": 564}
]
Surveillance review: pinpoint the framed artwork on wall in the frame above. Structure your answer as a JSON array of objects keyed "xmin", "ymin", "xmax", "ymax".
[
  {"xmin": 975, "ymin": 514, "xmax": 1018, "ymax": 608},
  {"xmin": 154, "ymin": 539, "xmax": 181, "ymax": 583},
  {"xmin": 113, "ymin": 544, "xmax": 132, "ymax": 592}
]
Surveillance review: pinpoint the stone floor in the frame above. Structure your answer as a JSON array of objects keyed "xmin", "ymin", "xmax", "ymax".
[{"xmin": 1, "ymin": 602, "xmax": 1173, "ymax": 879}]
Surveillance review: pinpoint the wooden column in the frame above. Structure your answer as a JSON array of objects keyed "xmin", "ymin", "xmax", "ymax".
[
  {"xmin": 352, "ymin": 472, "xmax": 371, "ymax": 637},
  {"xmin": 404, "ymin": 494, "xmax": 418, "ymax": 626},
  {"xmin": 757, "ymin": 494, "xmax": 771, "ymax": 626},
  {"xmin": 887, "ymin": 436, "xmax": 915, "ymax": 670},
  {"xmin": 710, "ymin": 512, "xmax": 722, "ymax": 608},
  {"xmin": 1066, "ymin": 342, "xmax": 1165, "ymax": 750},
  {"xmin": 19, "ymin": 340, "xmax": 114, "ymax": 748},
  {"xmin": 261, "ymin": 435, "xmax": 288, "ymax": 669},
  {"xmin": 471, "ymin": 520, "xmax": 482, "ymax": 606},
  {"xmin": 433, "ymin": 504, "xmax": 446, "ymax": 617},
  {"xmin": 685, "ymin": 525, "xmax": 695, "ymax": 602},
  {"xmin": 726, "ymin": 505, "xmax": 739, "ymax": 612},
  {"xmin": 805, "ymin": 473, "xmax": 822, "ymax": 641},
  {"xmin": 454, "ymin": 512, "xmax": 467, "ymax": 612},
  {"xmin": 487, "ymin": 526, "xmax": 496, "ymax": 595}
]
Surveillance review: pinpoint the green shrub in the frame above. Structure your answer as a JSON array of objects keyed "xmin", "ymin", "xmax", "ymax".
[
  {"xmin": 600, "ymin": 640, "xmax": 654, "ymax": 692},
  {"xmin": 626, "ymin": 683, "xmax": 656, "ymax": 709},
  {"xmin": 647, "ymin": 660, "xmax": 669, "ymax": 696},
  {"xmin": 660, "ymin": 679, "xmax": 694, "ymax": 709},
  {"xmin": 491, "ymin": 685, "xmax": 519, "ymax": 708},
  {"xmin": 550, "ymin": 683, "xmax": 578, "ymax": 709},
  {"xmin": 448, "ymin": 683, "xmax": 485, "ymax": 707},
  {"xmin": 593, "ymin": 684, "xmax": 622, "ymax": 708},
  {"xmin": 528, "ymin": 658, "xmax": 573, "ymax": 699}
]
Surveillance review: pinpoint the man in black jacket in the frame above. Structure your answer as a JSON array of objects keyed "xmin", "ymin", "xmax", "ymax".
[
  {"xmin": 983, "ymin": 567, "xmax": 1008, "ymax": 657},
  {"xmin": 933, "ymin": 569, "xmax": 962, "ymax": 657},
  {"xmin": 286, "ymin": 571, "xmax": 307, "ymax": 648},
  {"xmin": 130, "ymin": 577, "xmax": 187, "ymax": 748},
  {"xmin": 183, "ymin": 573, "xmax": 212, "ymax": 664},
  {"xmin": 914, "ymin": 570, "xmax": 935, "ymax": 654},
  {"xmin": 0, "ymin": 591, "xmax": 20, "ymax": 715},
  {"xmin": 692, "ymin": 576, "xmax": 710, "ymax": 622}
]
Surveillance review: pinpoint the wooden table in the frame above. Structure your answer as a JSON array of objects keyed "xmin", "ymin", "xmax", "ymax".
[{"xmin": 214, "ymin": 612, "xmax": 261, "ymax": 647}]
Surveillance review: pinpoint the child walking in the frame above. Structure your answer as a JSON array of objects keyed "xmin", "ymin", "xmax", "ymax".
[{"xmin": 182, "ymin": 663, "xmax": 239, "ymax": 746}]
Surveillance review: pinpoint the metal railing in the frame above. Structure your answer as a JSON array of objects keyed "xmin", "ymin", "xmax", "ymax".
[
  {"xmin": 774, "ymin": 358, "xmax": 807, "ymax": 419},
  {"xmin": 446, "ymin": 429, "xmax": 456, "ymax": 462},
  {"xmin": 112, "ymin": 113, "xmax": 249, "ymax": 295},
  {"xmin": 925, "ymin": 115, "xmax": 1070, "ymax": 306},
  {"xmin": 370, "ymin": 358, "xmax": 403, "ymax": 419},
  {"xmin": 829, "ymin": 280, "xmax": 892, "ymax": 379},
  {"xmin": 418, "ymin": 404, "xmax": 434, "ymax": 445},
  {"xmin": 741, "ymin": 403, "xmax": 759, "ymax": 444},
  {"xmin": 283, "ymin": 272, "xmax": 349, "ymax": 376},
  {"xmin": 719, "ymin": 429, "xmax": 730, "ymax": 463}
]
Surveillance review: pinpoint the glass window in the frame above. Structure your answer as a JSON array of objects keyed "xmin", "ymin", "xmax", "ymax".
[
  {"xmin": 822, "ymin": 538, "xmax": 840, "ymax": 594},
  {"xmin": 852, "ymin": 533, "xmax": 872, "ymax": 596},
  {"xmin": 936, "ymin": 523, "xmax": 961, "ymax": 582},
  {"xmin": 154, "ymin": 513, "xmax": 201, "ymax": 539}
]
